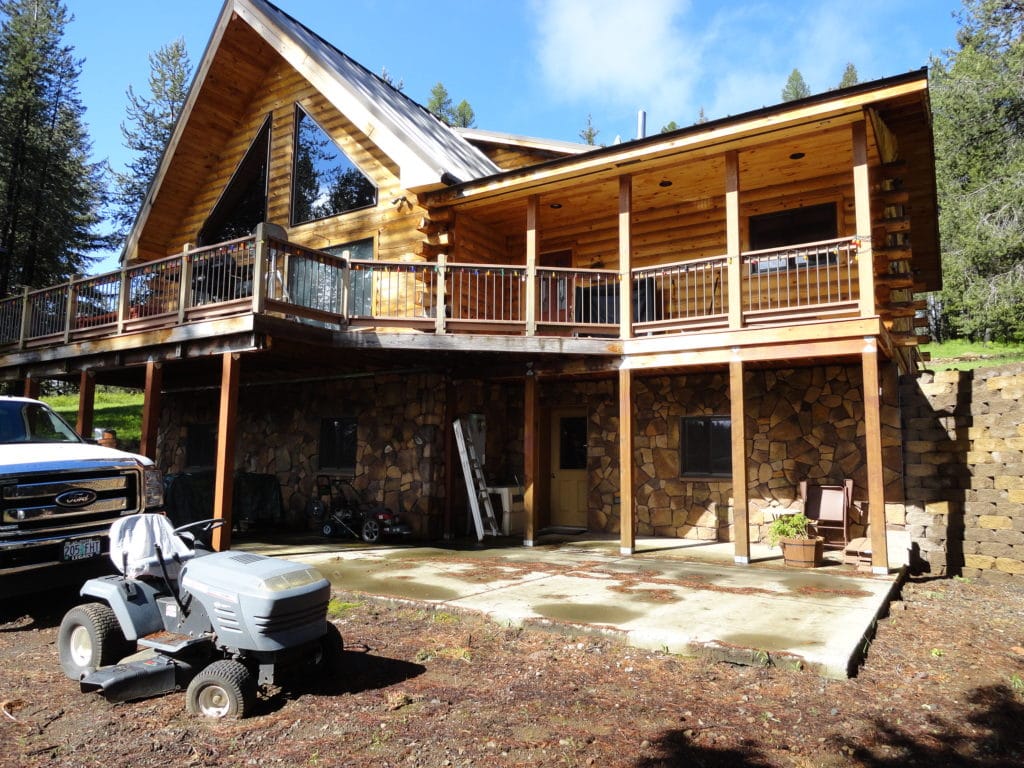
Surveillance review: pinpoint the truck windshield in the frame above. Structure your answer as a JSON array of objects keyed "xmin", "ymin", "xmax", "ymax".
[{"xmin": 0, "ymin": 401, "xmax": 82, "ymax": 444}]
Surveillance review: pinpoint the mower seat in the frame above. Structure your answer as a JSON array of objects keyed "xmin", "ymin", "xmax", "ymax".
[{"xmin": 108, "ymin": 514, "xmax": 194, "ymax": 581}]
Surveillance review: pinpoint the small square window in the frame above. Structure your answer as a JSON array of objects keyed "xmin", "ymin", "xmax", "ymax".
[
  {"xmin": 319, "ymin": 417, "xmax": 357, "ymax": 472},
  {"xmin": 680, "ymin": 416, "xmax": 731, "ymax": 477},
  {"xmin": 186, "ymin": 423, "xmax": 216, "ymax": 469}
]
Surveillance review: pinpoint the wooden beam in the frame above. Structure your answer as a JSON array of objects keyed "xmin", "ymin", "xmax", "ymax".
[
  {"xmin": 525, "ymin": 195, "xmax": 539, "ymax": 336},
  {"xmin": 725, "ymin": 151, "xmax": 742, "ymax": 329},
  {"xmin": 76, "ymin": 370, "xmax": 95, "ymax": 437},
  {"xmin": 212, "ymin": 352, "xmax": 240, "ymax": 552},
  {"xmin": 523, "ymin": 368, "xmax": 539, "ymax": 546},
  {"xmin": 442, "ymin": 374, "xmax": 455, "ymax": 539},
  {"xmin": 23, "ymin": 376, "xmax": 39, "ymax": 400},
  {"xmin": 140, "ymin": 361, "xmax": 162, "ymax": 460},
  {"xmin": 618, "ymin": 175, "xmax": 633, "ymax": 339},
  {"xmin": 729, "ymin": 358, "xmax": 750, "ymax": 563},
  {"xmin": 862, "ymin": 338, "xmax": 889, "ymax": 573},
  {"xmin": 618, "ymin": 366, "xmax": 635, "ymax": 555},
  {"xmin": 852, "ymin": 120, "xmax": 876, "ymax": 318}
]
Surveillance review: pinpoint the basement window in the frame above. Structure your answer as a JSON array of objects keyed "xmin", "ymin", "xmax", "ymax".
[
  {"xmin": 292, "ymin": 106, "xmax": 377, "ymax": 225},
  {"xmin": 679, "ymin": 416, "xmax": 731, "ymax": 478},
  {"xmin": 319, "ymin": 416, "xmax": 357, "ymax": 473},
  {"xmin": 186, "ymin": 423, "xmax": 216, "ymax": 469}
]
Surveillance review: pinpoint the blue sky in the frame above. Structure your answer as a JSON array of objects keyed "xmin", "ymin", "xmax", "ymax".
[{"xmin": 66, "ymin": 0, "xmax": 962, "ymax": 271}]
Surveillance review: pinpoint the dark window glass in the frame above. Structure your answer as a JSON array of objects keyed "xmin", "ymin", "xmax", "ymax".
[
  {"xmin": 559, "ymin": 416, "xmax": 588, "ymax": 470},
  {"xmin": 748, "ymin": 202, "xmax": 837, "ymax": 251},
  {"xmin": 292, "ymin": 107, "xmax": 377, "ymax": 225},
  {"xmin": 320, "ymin": 417, "xmax": 357, "ymax": 472},
  {"xmin": 186, "ymin": 423, "xmax": 216, "ymax": 468},
  {"xmin": 680, "ymin": 416, "xmax": 731, "ymax": 477},
  {"xmin": 197, "ymin": 116, "xmax": 270, "ymax": 245},
  {"xmin": 324, "ymin": 238, "xmax": 374, "ymax": 316}
]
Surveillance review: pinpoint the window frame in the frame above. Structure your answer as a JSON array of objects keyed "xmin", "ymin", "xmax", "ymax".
[{"xmin": 319, "ymin": 416, "xmax": 358, "ymax": 474}]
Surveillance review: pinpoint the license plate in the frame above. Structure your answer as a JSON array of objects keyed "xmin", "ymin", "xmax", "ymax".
[{"xmin": 62, "ymin": 538, "xmax": 102, "ymax": 562}]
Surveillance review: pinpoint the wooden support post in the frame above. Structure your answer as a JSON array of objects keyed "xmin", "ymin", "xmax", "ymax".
[
  {"xmin": 618, "ymin": 366, "xmax": 635, "ymax": 555},
  {"xmin": 729, "ymin": 358, "xmax": 750, "ymax": 563},
  {"xmin": 116, "ymin": 266, "xmax": 130, "ymax": 334},
  {"xmin": 435, "ymin": 252, "xmax": 447, "ymax": 334},
  {"xmin": 76, "ymin": 370, "xmax": 95, "ymax": 438},
  {"xmin": 212, "ymin": 352, "xmax": 240, "ymax": 552},
  {"xmin": 177, "ymin": 245, "xmax": 192, "ymax": 325},
  {"xmin": 23, "ymin": 376, "xmax": 40, "ymax": 400},
  {"xmin": 523, "ymin": 367, "xmax": 539, "ymax": 546},
  {"xmin": 63, "ymin": 279, "xmax": 76, "ymax": 343},
  {"xmin": 251, "ymin": 222, "xmax": 268, "ymax": 315},
  {"xmin": 525, "ymin": 195, "xmax": 539, "ymax": 336},
  {"xmin": 726, "ymin": 151, "xmax": 743, "ymax": 330},
  {"xmin": 853, "ymin": 120, "xmax": 876, "ymax": 318},
  {"xmin": 862, "ymin": 338, "xmax": 889, "ymax": 573},
  {"xmin": 18, "ymin": 287, "xmax": 30, "ymax": 350},
  {"xmin": 442, "ymin": 373, "xmax": 455, "ymax": 538},
  {"xmin": 618, "ymin": 175, "xmax": 633, "ymax": 339},
  {"xmin": 140, "ymin": 361, "xmax": 162, "ymax": 460}
]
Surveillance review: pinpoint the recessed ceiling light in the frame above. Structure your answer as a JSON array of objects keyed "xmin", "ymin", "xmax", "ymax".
[
  {"xmin": 549, "ymin": 203, "xmax": 562, "ymax": 209},
  {"xmin": 789, "ymin": 152, "xmax": 805, "ymax": 160},
  {"xmin": 659, "ymin": 179, "xmax": 673, "ymax": 187}
]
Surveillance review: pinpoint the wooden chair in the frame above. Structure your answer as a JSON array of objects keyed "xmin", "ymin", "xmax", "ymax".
[{"xmin": 798, "ymin": 479, "xmax": 852, "ymax": 552}]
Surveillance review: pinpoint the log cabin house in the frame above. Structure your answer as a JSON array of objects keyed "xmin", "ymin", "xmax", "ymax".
[{"xmin": 0, "ymin": 0, "xmax": 940, "ymax": 573}]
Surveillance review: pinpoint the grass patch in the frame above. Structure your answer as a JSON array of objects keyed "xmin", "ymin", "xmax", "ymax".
[
  {"xmin": 327, "ymin": 598, "xmax": 362, "ymax": 617},
  {"xmin": 44, "ymin": 387, "xmax": 144, "ymax": 446},
  {"xmin": 923, "ymin": 339, "xmax": 1024, "ymax": 371}
]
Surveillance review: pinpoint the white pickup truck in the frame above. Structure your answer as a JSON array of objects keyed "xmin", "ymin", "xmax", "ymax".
[{"xmin": 0, "ymin": 396, "xmax": 164, "ymax": 594}]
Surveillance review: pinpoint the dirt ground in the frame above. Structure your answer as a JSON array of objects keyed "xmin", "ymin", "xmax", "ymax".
[{"xmin": 2, "ymin": 572, "xmax": 1023, "ymax": 768}]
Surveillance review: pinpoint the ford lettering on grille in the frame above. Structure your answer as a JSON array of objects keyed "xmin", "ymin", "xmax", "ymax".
[{"xmin": 55, "ymin": 489, "xmax": 97, "ymax": 508}]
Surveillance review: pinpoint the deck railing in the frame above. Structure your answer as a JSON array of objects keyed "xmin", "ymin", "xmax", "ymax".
[{"xmin": 0, "ymin": 234, "xmax": 865, "ymax": 351}]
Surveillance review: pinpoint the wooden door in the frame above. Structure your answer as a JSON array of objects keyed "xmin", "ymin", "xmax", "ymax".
[{"xmin": 549, "ymin": 409, "xmax": 588, "ymax": 528}]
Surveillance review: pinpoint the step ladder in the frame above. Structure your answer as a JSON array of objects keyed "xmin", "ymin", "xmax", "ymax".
[{"xmin": 453, "ymin": 416, "xmax": 501, "ymax": 540}]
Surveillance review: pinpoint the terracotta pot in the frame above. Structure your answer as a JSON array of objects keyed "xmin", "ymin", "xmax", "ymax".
[{"xmin": 781, "ymin": 536, "xmax": 823, "ymax": 568}]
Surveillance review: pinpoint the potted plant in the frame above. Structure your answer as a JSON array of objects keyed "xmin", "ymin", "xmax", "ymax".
[{"xmin": 767, "ymin": 512, "xmax": 823, "ymax": 568}]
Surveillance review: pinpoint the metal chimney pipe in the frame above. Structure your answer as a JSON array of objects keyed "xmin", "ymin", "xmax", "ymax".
[{"xmin": 637, "ymin": 110, "xmax": 647, "ymax": 139}]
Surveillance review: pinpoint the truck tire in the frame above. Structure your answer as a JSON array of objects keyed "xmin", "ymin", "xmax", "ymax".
[
  {"xmin": 361, "ymin": 518, "xmax": 381, "ymax": 544},
  {"xmin": 186, "ymin": 660, "xmax": 257, "ymax": 718},
  {"xmin": 57, "ymin": 603, "xmax": 132, "ymax": 680}
]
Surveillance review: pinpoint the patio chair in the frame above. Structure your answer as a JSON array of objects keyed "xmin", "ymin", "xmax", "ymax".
[{"xmin": 798, "ymin": 479, "xmax": 853, "ymax": 552}]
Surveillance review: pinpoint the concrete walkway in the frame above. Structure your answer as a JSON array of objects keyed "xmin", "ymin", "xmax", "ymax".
[{"xmin": 239, "ymin": 533, "xmax": 906, "ymax": 679}]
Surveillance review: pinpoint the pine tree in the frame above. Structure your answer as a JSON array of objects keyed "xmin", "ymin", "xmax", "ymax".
[
  {"xmin": 931, "ymin": 0, "xmax": 1024, "ymax": 341},
  {"xmin": 427, "ymin": 82, "xmax": 475, "ymax": 128},
  {"xmin": 110, "ymin": 38, "xmax": 191, "ymax": 241},
  {"xmin": 0, "ymin": 0, "xmax": 108, "ymax": 297},
  {"xmin": 579, "ymin": 114, "xmax": 599, "ymax": 145},
  {"xmin": 660, "ymin": 121, "xmax": 679, "ymax": 133},
  {"xmin": 781, "ymin": 69, "xmax": 811, "ymax": 101},
  {"xmin": 837, "ymin": 62, "xmax": 859, "ymax": 88}
]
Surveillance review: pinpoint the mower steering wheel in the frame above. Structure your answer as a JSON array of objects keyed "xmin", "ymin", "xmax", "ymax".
[{"xmin": 173, "ymin": 518, "xmax": 226, "ymax": 538}]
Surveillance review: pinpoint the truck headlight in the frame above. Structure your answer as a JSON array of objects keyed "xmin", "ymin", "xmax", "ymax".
[
  {"xmin": 143, "ymin": 467, "xmax": 164, "ymax": 510},
  {"xmin": 258, "ymin": 567, "xmax": 325, "ymax": 593}
]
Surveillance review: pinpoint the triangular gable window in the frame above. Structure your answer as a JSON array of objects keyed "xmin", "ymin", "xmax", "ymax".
[
  {"xmin": 292, "ymin": 106, "xmax": 377, "ymax": 225},
  {"xmin": 198, "ymin": 116, "xmax": 270, "ymax": 246}
]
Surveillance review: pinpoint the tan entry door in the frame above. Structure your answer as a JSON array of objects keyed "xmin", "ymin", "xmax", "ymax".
[{"xmin": 549, "ymin": 409, "xmax": 588, "ymax": 528}]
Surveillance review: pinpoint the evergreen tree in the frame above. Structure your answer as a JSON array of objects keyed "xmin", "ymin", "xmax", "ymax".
[
  {"xmin": 931, "ymin": 0, "xmax": 1024, "ymax": 341},
  {"xmin": 0, "ymin": 0, "xmax": 108, "ymax": 297},
  {"xmin": 838, "ymin": 62, "xmax": 859, "ymax": 88},
  {"xmin": 427, "ymin": 82, "xmax": 475, "ymax": 127},
  {"xmin": 660, "ymin": 120, "xmax": 679, "ymax": 133},
  {"xmin": 110, "ymin": 38, "xmax": 191, "ymax": 240},
  {"xmin": 696, "ymin": 107, "xmax": 708, "ymax": 125},
  {"xmin": 781, "ymin": 68, "xmax": 811, "ymax": 101},
  {"xmin": 579, "ymin": 114, "xmax": 599, "ymax": 145}
]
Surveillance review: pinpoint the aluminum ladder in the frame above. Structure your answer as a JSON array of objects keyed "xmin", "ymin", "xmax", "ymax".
[{"xmin": 453, "ymin": 416, "xmax": 501, "ymax": 540}]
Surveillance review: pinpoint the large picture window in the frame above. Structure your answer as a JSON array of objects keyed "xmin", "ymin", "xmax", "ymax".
[
  {"xmin": 319, "ymin": 416, "xmax": 357, "ymax": 473},
  {"xmin": 197, "ymin": 116, "xmax": 270, "ymax": 246},
  {"xmin": 680, "ymin": 416, "xmax": 731, "ymax": 477},
  {"xmin": 292, "ymin": 106, "xmax": 377, "ymax": 225}
]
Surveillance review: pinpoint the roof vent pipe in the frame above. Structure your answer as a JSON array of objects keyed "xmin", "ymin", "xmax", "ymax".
[{"xmin": 637, "ymin": 110, "xmax": 646, "ymax": 139}]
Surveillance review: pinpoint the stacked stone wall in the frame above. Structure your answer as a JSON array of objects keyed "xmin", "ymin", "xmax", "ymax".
[{"xmin": 902, "ymin": 364, "xmax": 1024, "ymax": 581}]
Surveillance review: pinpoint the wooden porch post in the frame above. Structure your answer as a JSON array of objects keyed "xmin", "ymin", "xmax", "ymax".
[
  {"xmin": 140, "ymin": 361, "xmax": 162, "ymax": 460},
  {"xmin": 522, "ymin": 367, "xmax": 539, "ymax": 546},
  {"xmin": 212, "ymin": 352, "xmax": 240, "ymax": 552},
  {"xmin": 76, "ymin": 370, "xmax": 95, "ymax": 438},
  {"xmin": 23, "ymin": 376, "xmax": 40, "ymax": 400},
  {"xmin": 852, "ymin": 120, "xmax": 876, "ymax": 318},
  {"xmin": 862, "ymin": 338, "xmax": 889, "ymax": 573},
  {"xmin": 729, "ymin": 359, "xmax": 750, "ymax": 563},
  {"xmin": 618, "ymin": 175, "xmax": 633, "ymax": 339},
  {"xmin": 525, "ymin": 195, "xmax": 539, "ymax": 336},
  {"xmin": 726, "ymin": 151, "xmax": 743, "ymax": 330},
  {"xmin": 619, "ymin": 366, "xmax": 635, "ymax": 555},
  {"xmin": 442, "ymin": 373, "xmax": 455, "ymax": 539}
]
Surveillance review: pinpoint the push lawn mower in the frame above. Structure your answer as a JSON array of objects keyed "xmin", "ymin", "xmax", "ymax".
[
  {"xmin": 57, "ymin": 513, "xmax": 342, "ymax": 718},
  {"xmin": 309, "ymin": 475, "xmax": 412, "ymax": 544}
]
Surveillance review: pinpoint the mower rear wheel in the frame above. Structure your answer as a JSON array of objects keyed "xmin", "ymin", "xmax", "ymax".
[
  {"xmin": 57, "ymin": 602, "xmax": 132, "ymax": 680},
  {"xmin": 361, "ymin": 518, "xmax": 381, "ymax": 544},
  {"xmin": 186, "ymin": 660, "xmax": 257, "ymax": 719},
  {"xmin": 322, "ymin": 521, "xmax": 336, "ymax": 537}
]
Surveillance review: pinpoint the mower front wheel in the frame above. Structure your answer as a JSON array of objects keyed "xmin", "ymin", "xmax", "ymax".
[
  {"xmin": 186, "ymin": 660, "xmax": 257, "ymax": 719},
  {"xmin": 322, "ymin": 521, "xmax": 336, "ymax": 537},
  {"xmin": 361, "ymin": 518, "xmax": 381, "ymax": 544},
  {"xmin": 57, "ymin": 602, "xmax": 132, "ymax": 680}
]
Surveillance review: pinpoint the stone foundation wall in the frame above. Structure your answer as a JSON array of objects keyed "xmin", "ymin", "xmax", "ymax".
[{"xmin": 902, "ymin": 365, "xmax": 1024, "ymax": 581}]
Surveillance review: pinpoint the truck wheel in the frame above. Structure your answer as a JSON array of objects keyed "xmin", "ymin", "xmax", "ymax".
[
  {"xmin": 361, "ymin": 518, "xmax": 381, "ymax": 544},
  {"xmin": 186, "ymin": 660, "xmax": 257, "ymax": 719},
  {"xmin": 322, "ymin": 521, "xmax": 336, "ymax": 537},
  {"xmin": 57, "ymin": 603, "xmax": 132, "ymax": 680}
]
